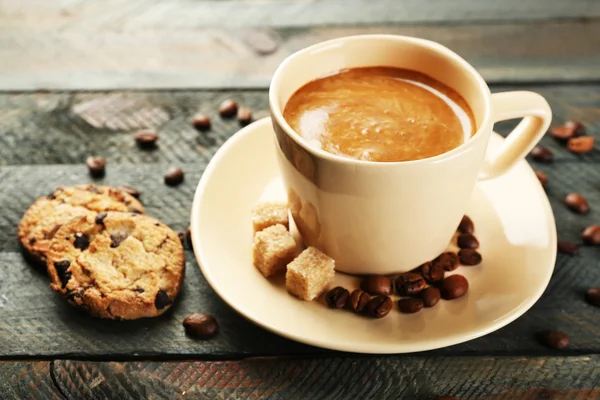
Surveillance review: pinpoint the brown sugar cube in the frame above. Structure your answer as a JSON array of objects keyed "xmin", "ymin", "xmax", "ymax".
[
  {"xmin": 286, "ymin": 246, "xmax": 335, "ymax": 301},
  {"xmin": 253, "ymin": 224, "xmax": 297, "ymax": 277},
  {"xmin": 251, "ymin": 202, "xmax": 289, "ymax": 232}
]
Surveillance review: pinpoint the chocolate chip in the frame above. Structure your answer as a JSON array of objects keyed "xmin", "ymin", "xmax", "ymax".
[
  {"xmin": 54, "ymin": 260, "xmax": 71, "ymax": 288},
  {"xmin": 360, "ymin": 275, "xmax": 392, "ymax": 296},
  {"xmin": 85, "ymin": 156, "xmax": 106, "ymax": 178},
  {"xmin": 117, "ymin": 185, "xmax": 141, "ymax": 199},
  {"xmin": 420, "ymin": 262, "xmax": 444, "ymax": 285},
  {"xmin": 458, "ymin": 215, "xmax": 474, "ymax": 234},
  {"xmin": 433, "ymin": 252, "xmax": 460, "ymax": 271},
  {"xmin": 95, "ymin": 212, "xmax": 107, "ymax": 225},
  {"xmin": 530, "ymin": 146, "xmax": 554, "ymax": 163},
  {"xmin": 421, "ymin": 287, "xmax": 441, "ymax": 308},
  {"xmin": 29, "ymin": 237, "xmax": 36, "ymax": 245},
  {"xmin": 47, "ymin": 191, "xmax": 56, "ymax": 200},
  {"xmin": 87, "ymin": 186, "xmax": 101, "ymax": 194},
  {"xmin": 364, "ymin": 296, "xmax": 392, "ymax": 318},
  {"xmin": 564, "ymin": 193, "xmax": 589, "ymax": 214},
  {"xmin": 110, "ymin": 233, "xmax": 128, "ymax": 248},
  {"xmin": 457, "ymin": 233, "xmax": 479, "ymax": 249},
  {"xmin": 192, "ymin": 113, "xmax": 211, "ymax": 130},
  {"xmin": 582, "ymin": 225, "xmax": 600, "ymax": 245},
  {"xmin": 325, "ymin": 287, "xmax": 350, "ymax": 309},
  {"xmin": 164, "ymin": 167, "xmax": 184, "ymax": 186},
  {"xmin": 73, "ymin": 233, "xmax": 89, "ymax": 251},
  {"xmin": 395, "ymin": 272, "xmax": 426, "ymax": 296},
  {"xmin": 440, "ymin": 275, "xmax": 469, "ymax": 300},
  {"xmin": 218, "ymin": 99, "xmax": 238, "ymax": 117},
  {"xmin": 66, "ymin": 289, "xmax": 84, "ymax": 302},
  {"xmin": 585, "ymin": 288, "xmax": 600, "ymax": 307},
  {"xmin": 134, "ymin": 130, "xmax": 158, "ymax": 149},
  {"xmin": 539, "ymin": 331, "xmax": 569, "ymax": 350},
  {"xmin": 458, "ymin": 249, "xmax": 482, "ymax": 266},
  {"xmin": 237, "ymin": 107, "xmax": 252, "ymax": 126},
  {"xmin": 557, "ymin": 241, "xmax": 579, "ymax": 255},
  {"xmin": 567, "ymin": 136, "xmax": 595, "ymax": 154},
  {"xmin": 535, "ymin": 170, "xmax": 548, "ymax": 188},
  {"xmin": 346, "ymin": 289, "xmax": 370, "ymax": 313},
  {"xmin": 154, "ymin": 289, "xmax": 173, "ymax": 310},
  {"xmin": 183, "ymin": 313, "xmax": 218, "ymax": 339},
  {"xmin": 132, "ymin": 288, "xmax": 145, "ymax": 293},
  {"xmin": 398, "ymin": 297, "xmax": 424, "ymax": 314}
]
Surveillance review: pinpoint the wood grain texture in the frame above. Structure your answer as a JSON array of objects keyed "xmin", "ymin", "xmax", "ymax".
[
  {"xmin": 0, "ymin": 21, "xmax": 599, "ymax": 90},
  {"xmin": 0, "ymin": 362, "xmax": 61, "ymax": 400},
  {"xmin": 51, "ymin": 356, "xmax": 600, "ymax": 399}
]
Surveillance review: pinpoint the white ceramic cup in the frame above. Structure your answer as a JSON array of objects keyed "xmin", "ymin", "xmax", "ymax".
[{"xmin": 269, "ymin": 34, "xmax": 552, "ymax": 275}]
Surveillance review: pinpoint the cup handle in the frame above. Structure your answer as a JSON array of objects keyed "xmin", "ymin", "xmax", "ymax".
[{"xmin": 479, "ymin": 91, "xmax": 552, "ymax": 180}]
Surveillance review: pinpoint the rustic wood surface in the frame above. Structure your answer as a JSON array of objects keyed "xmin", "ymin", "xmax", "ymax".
[{"xmin": 0, "ymin": 362, "xmax": 60, "ymax": 400}]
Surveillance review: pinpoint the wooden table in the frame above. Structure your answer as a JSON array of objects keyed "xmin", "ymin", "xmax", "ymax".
[{"xmin": 1, "ymin": 1, "xmax": 600, "ymax": 398}]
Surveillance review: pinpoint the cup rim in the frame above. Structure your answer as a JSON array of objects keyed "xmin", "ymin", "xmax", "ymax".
[{"xmin": 269, "ymin": 34, "xmax": 492, "ymax": 166}]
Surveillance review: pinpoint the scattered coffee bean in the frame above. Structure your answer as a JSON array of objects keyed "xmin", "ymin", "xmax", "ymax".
[
  {"xmin": 440, "ymin": 275, "xmax": 469, "ymax": 300},
  {"xmin": 557, "ymin": 241, "xmax": 579, "ymax": 255},
  {"xmin": 550, "ymin": 122, "xmax": 581, "ymax": 141},
  {"xmin": 360, "ymin": 275, "xmax": 392, "ymax": 296},
  {"xmin": 134, "ymin": 130, "xmax": 158, "ymax": 148},
  {"xmin": 154, "ymin": 289, "xmax": 173, "ymax": 310},
  {"xmin": 164, "ymin": 167, "xmax": 184, "ymax": 186},
  {"xmin": 457, "ymin": 233, "xmax": 479, "ymax": 249},
  {"xmin": 95, "ymin": 212, "xmax": 107, "ymax": 225},
  {"xmin": 219, "ymin": 99, "xmax": 238, "ymax": 117},
  {"xmin": 346, "ymin": 289, "xmax": 370, "ymax": 313},
  {"xmin": 183, "ymin": 313, "xmax": 218, "ymax": 339},
  {"xmin": 421, "ymin": 287, "xmax": 441, "ymax": 308},
  {"xmin": 534, "ymin": 170, "xmax": 548, "ymax": 188},
  {"xmin": 398, "ymin": 298, "xmax": 424, "ymax": 314},
  {"xmin": 325, "ymin": 287, "xmax": 350, "ymax": 309},
  {"xmin": 567, "ymin": 136, "xmax": 595, "ymax": 154},
  {"xmin": 395, "ymin": 272, "xmax": 426, "ymax": 296},
  {"xmin": 564, "ymin": 193, "xmax": 589, "ymax": 214},
  {"xmin": 86, "ymin": 156, "xmax": 106, "ymax": 178},
  {"xmin": 420, "ymin": 262, "xmax": 445, "ymax": 285},
  {"xmin": 237, "ymin": 107, "xmax": 252, "ymax": 125},
  {"xmin": 585, "ymin": 288, "xmax": 600, "ymax": 307},
  {"xmin": 530, "ymin": 146, "xmax": 553, "ymax": 163},
  {"xmin": 186, "ymin": 226, "xmax": 192, "ymax": 247},
  {"xmin": 540, "ymin": 331, "xmax": 569, "ymax": 350},
  {"xmin": 433, "ymin": 252, "xmax": 460, "ymax": 271},
  {"xmin": 458, "ymin": 215, "xmax": 474, "ymax": 234},
  {"xmin": 582, "ymin": 225, "xmax": 600, "ymax": 245},
  {"xmin": 364, "ymin": 296, "xmax": 392, "ymax": 318},
  {"xmin": 117, "ymin": 185, "xmax": 141, "ymax": 199},
  {"xmin": 458, "ymin": 249, "xmax": 482, "ymax": 266},
  {"xmin": 73, "ymin": 233, "xmax": 89, "ymax": 251},
  {"xmin": 192, "ymin": 113, "xmax": 211, "ymax": 130}
]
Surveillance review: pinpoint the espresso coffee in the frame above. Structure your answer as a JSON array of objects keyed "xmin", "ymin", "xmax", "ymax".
[{"xmin": 283, "ymin": 67, "xmax": 476, "ymax": 162}]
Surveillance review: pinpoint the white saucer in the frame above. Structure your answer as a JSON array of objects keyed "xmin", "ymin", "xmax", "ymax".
[{"xmin": 191, "ymin": 117, "xmax": 556, "ymax": 354}]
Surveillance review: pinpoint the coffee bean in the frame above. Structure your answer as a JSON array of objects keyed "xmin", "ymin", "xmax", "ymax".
[
  {"xmin": 565, "ymin": 120, "xmax": 586, "ymax": 135},
  {"xmin": 360, "ymin": 275, "xmax": 392, "ymax": 296},
  {"xmin": 192, "ymin": 113, "xmax": 211, "ymax": 130},
  {"xmin": 567, "ymin": 136, "xmax": 595, "ymax": 154},
  {"xmin": 237, "ymin": 107, "xmax": 253, "ymax": 126},
  {"xmin": 398, "ymin": 298, "xmax": 424, "ymax": 314},
  {"xmin": 458, "ymin": 249, "xmax": 482, "ymax": 266},
  {"xmin": 219, "ymin": 99, "xmax": 238, "ymax": 117},
  {"xmin": 557, "ymin": 241, "xmax": 579, "ymax": 255},
  {"xmin": 540, "ymin": 331, "xmax": 569, "ymax": 350},
  {"xmin": 457, "ymin": 233, "xmax": 479, "ymax": 249},
  {"xmin": 85, "ymin": 156, "xmax": 106, "ymax": 178},
  {"xmin": 154, "ymin": 289, "xmax": 173, "ymax": 310},
  {"xmin": 458, "ymin": 215, "xmax": 474, "ymax": 234},
  {"xmin": 535, "ymin": 170, "xmax": 548, "ymax": 188},
  {"xmin": 95, "ymin": 212, "xmax": 107, "ymax": 225},
  {"xmin": 530, "ymin": 146, "xmax": 553, "ymax": 163},
  {"xmin": 420, "ymin": 262, "xmax": 444, "ymax": 285},
  {"xmin": 582, "ymin": 225, "xmax": 600, "ymax": 245},
  {"xmin": 364, "ymin": 296, "xmax": 392, "ymax": 318},
  {"xmin": 433, "ymin": 252, "xmax": 460, "ymax": 271},
  {"xmin": 54, "ymin": 260, "xmax": 71, "ymax": 288},
  {"xmin": 550, "ymin": 123, "xmax": 578, "ymax": 140},
  {"xmin": 164, "ymin": 167, "xmax": 184, "ymax": 186},
  {"xmin": 346, "ymin": 289, "xmax": 370, "ymax": 313},
  {"xmin": 421, "ymin": 287, "xmax": 441, "ymax": 308},
  {"xmin": 564, "ymin": 193, "xmax": 589, "ymax": 214},
  {"xmin": 585, "ymin": 288, "xmax": 600, "ymax": 307},
  {"xmin": 183, "ymin": 313, "xmax": 218, "ymax": 339},
  {"xmin": 134, "ymin": 130, "xmax": 158, "ymax": 148},
  {"xmin": 440, "ymin": 275, "xmax": 469, "ymax": 300},
  {"xmin": 73, "ymin": 233, "xmax": 89, "ymax": 251},
  {"xmin": 395, "ymin": 272, "xmax": 426, "ymax": 296},
  {"xmin": 117, "ymin": 185, "xmax": 141, "ymax": 199},
  {"xmin": 325, "ymin": 287, "xmax": 350, "ymax": 309}
]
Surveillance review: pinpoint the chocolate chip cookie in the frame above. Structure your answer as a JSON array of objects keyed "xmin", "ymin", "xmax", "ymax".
[
  {"xmin": 46, "ymin": 212, "xmax": 184, "ymax": 319},
  {"xmin": 18, "ymin": 185, "xmax": 145, "ymax": 265}
]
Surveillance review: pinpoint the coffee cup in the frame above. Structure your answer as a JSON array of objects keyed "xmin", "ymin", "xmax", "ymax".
[{"xmin": 269, "ymin": 34, "xmax": 552, "ymax": 275}]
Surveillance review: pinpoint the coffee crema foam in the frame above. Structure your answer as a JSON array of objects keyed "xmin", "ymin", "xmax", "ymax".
[{"xmin": 283, "ymin": 67, "xmax": 476, "ymax": 162}]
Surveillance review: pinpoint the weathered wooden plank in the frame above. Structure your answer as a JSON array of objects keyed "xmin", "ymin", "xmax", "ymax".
[
  {"xmin": 1, "ymin": 21, "xmax": 599, "ymax": 90},
  {"xmin": 51, "ymin": 357, "xmax": 600, "ymax": 399},
  {"xmin": 0, "ymin": 362, "xmax": 61, "ymax": 400}
]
